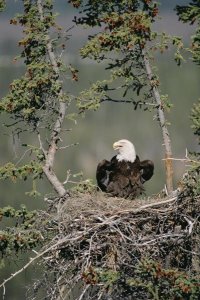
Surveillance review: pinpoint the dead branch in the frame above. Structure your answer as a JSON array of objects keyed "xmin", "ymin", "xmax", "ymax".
[
  {"xmin": 59, "ymin": 142, "xmax": 79, "ymax": 150},
  {"xmin": 163, "ymin": 157, "xmax": 200, "ymax": 165}
]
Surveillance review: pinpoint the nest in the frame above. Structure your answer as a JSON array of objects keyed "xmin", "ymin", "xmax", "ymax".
[{"xmin": 29, "ymin": 190, "xmax": 200, "ymax": 300}]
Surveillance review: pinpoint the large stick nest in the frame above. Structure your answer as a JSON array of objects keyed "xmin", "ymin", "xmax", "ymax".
[{"xmin": 30, "ymin": 188, "xmax": 200, "ymax": 300}]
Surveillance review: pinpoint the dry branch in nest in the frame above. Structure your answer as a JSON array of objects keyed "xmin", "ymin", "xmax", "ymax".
[{"xmin": 27, "ymin": 190, "xmax": 200, "ymax": 300}]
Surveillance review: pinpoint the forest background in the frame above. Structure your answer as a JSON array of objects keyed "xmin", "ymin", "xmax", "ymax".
[{"xmin": 0, "ymin": 0, "xmax": 199, "ymax": 299}]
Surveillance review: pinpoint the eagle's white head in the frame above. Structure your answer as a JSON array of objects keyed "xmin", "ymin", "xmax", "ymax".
[{"xmin": 113, "ymin": 139, "xmax": 136, "ymax": 162}]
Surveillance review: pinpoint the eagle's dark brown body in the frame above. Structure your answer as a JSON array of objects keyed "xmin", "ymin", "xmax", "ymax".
[{"xmin": 96, "ymin": 155, "xmax": 154, "ymax": 199}]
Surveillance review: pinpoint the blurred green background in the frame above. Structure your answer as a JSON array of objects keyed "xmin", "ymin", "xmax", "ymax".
[{"xmin": 0, "ymin": 0, "xmax": 199, "ymax": 299}]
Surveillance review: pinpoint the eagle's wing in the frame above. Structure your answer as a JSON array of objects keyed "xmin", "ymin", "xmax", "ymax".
[
  {"xmin": 96, "ymin": 159, "xmax": 113, "ymax": 191},
  {"xmin": 140, "ymin": 159, "xmax": 154, "ymax": 183}
]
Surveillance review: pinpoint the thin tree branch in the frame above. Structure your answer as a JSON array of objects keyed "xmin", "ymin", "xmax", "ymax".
[
  {"xmin": 115, "ymin": 196, "xmax": 177, "ymax": 215},
  {"xmin": 37, "ymin": 132, "xmax": 47, "ymax": 157},
  {"xmin": 0, "ymin": 247, "xmax": 50, "ymax": 299},
  {"xmin": 15, "ymin": 148, "xmax": 32, "ymax": 166},
  {"xmin": 78, "ymin": 285, "xmax": 90, "ymax": 300},
  {"xmin": 183, "ymin": 216, "xmax": 195, "ymax": 235},
  {"xmin": 100, "ymin": 97, "xmax": 157, "ymax": 107},
  {"xmin": 162, "ymin": 157, "xmax": 200, "ymax": 165},
  {"xmin": 59, "ymin": 142, "xmax": 79, "ymax": 150}
]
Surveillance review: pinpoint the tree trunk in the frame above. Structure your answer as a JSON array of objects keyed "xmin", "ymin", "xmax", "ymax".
[
  {"xmin": 37, "ymin": 0, "xmax": 67, "ymax": 197},
  {"xmin": 141, "ymin": 48, "xmax": 174, "ymax": 194}
]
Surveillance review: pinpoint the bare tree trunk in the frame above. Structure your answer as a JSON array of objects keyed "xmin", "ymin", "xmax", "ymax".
[
  {"xmin": 142, "ymin": 49, "xmax": 174, "ymax": 194},
  {"xmin": 37, "ymin": 0, "xmax": 67, "ymax": 197}
]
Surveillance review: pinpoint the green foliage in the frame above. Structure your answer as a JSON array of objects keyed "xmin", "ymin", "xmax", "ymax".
[
  {"xmin": 82, "ymin": 260, "xmax": 200, "ymax": 299},
  {"xmin": 0, "ymin": 161, "xmax": 43, "ymax": 181},
  {"xmin": 71, "ymin": 178, "xmax": 96, "ymax": 193},
  {"xmin": 176, "ymin": 1, "xmax": 200, "ymax": 213},
  {"xmin": 99, "ymin": 269, "xmax": 120, "ymax": 286},
  {"xmin": 172, "ymin": 36, "xmax": 185, "ymax": 66},
  {"xmin": 0, "ymin": 0, "xmax": 63, "ymax": 202},
  {"xmin": 0, "ymin": 0, "xmax": 5, "ymax": 12},
  {"xmin": 82, "ymin": 267, "xmax": 120, "ymax": 287},
  {"xmin": 80, "ymin": 10, "xmax": 153, "ymax": 58},
  {"xmin": 72, "ymin": 0, "xmax": 157, "ymax": 109},
  {"xmin": 176, "ymin": 0, "xmax": 200, "ymax": 65},
  {"xmin": 0, "ymin": 205, "xmax": 42, "ymax": 255},
  {"xmin": 126, "ymin": 260, "xmax": 200, "ymax": 300},
  {"xmin": 179, "ymin": 162, "xmax": 200, "ymax": 198},
  {"xmin": 0, "ymin": 0, "xmax": 73, "ymax": 191},
  {"xmin": 160, "ymin": 94, "xmax": 173, "ymax": 112},
  {"xmin": 77, "ymin": 81, "xmax": 107, "ymax": 112},
  {"xmin": 0, "ymin": 205, "xmax": 35, "ymax": 222},
  {"xmin": 0, "ymin": 228, "xmax": 42, "ymax": 255},
  {"xmin": 191, "ymin": 99, "xmax": 200, "ymax": 142},
  {"xmin": 71, "ymin": 0, "xmax": 180, "ymax": 114},
  {"xmin": 0, "ymin": 1, "xmax": 68, "ymax": 127},
  {"xmin": 0, "ymin": 0, "xmax": 72, "ymax": 265},
  {"xmin": 0, "ymin": 63, "xmax": 62, "ymax": 126}
]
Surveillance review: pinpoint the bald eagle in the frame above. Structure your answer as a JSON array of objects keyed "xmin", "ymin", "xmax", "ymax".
[{"xmin": 96, "ymin": 139, "xmax": 154, "ymax": 199}]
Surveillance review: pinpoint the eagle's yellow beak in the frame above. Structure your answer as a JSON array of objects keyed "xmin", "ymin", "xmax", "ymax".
[{"xmin": 113, "ymin": 141, "xmax": 120, "ymax": 150}]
